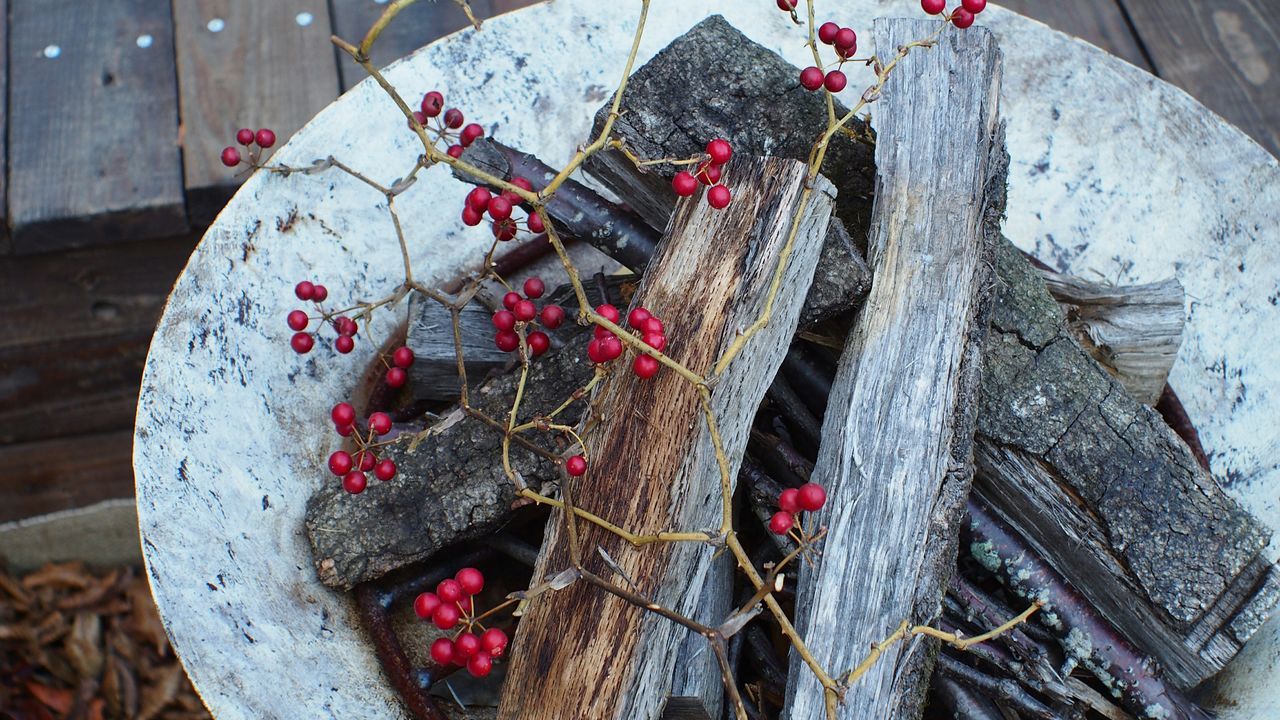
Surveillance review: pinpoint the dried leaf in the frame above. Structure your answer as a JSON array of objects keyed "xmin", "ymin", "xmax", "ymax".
[
  {"xmin": 87, "ymin": 698, "xmax": 105, "ymax": 720},
  {"xmin": 125, "ymin": 582, "xmax": 168, "ymax": 658},
  {"xmin": 0, "ymin": 571, "xmax": 32, "ymax": 609},
  {"xmin": 21, "ymin": 563, "xmax": 90, "ymax": 591},
  {"xmin": 136, "ymin": 663, "xmax": 182, "ymax": 720},
  {"xmin": 65, "ymin": 613, "xmax": 104, "ymax": 680},
  {"xmin": 23, "ymin": 682, "xmax": 73, "ymax": 715},
  {"xmin": 57, "ymin": 569, "xmax": 122, "ymax": 612}
]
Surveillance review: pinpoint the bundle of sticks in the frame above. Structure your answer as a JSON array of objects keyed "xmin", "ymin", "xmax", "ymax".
[{"xmin": 303, "ymin": 16, "xmax": 1277, "ymax": 720}]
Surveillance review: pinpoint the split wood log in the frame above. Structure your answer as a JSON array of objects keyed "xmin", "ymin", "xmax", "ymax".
[
  {"xmin": 783, "ymin": 19, "xmax": 1006, "ymax": 720},
  {"xmin": 975, "ymin": 238, "xmax": 1276, "ymax": 688},
  {"xmin": 406, "ymin": 296, "xmax": 508, "ymax": 401},
  {"xmin": 1038, "ymin": 267, "xmax": 1185, "ymax": 405},
  {"xmin": 496, "ymin": 156, "xmax": 835, "ymax": 720}
]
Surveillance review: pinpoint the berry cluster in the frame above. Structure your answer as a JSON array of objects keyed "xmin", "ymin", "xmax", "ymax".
[
  {"xmin": 922, "ymin": 0, "xmax": 986, "ymax": 28},
  {"xmin": 383, "ymin": 346, "xmax": 416, "ymax": 389},
  {"xmin": 412, "ymin": 90, "xmax": 485, "ymax": 159},
  {"xmin": 463, "ymin": 179, "xmax": 542, "ymax": 241},
  {"xmin": 587, "ymin": 304, "xmax": 668, "ymax": 380},
  {"xmin": 288, "ymin": 280, "xmax": 330, "ymax": 354},
  {"xmin": 768, "ymin": 482, "xmax": 827, "ymax": 535},
  {"xmin": 799, "ymin": 22, "xmax": 857, "ymax": 94},
  {"xmin": 671, "ymin": 138, "xmax": 734, "ymax": 210},
  {"xmin": 415, "ymin": 568, "xmax": 509, "ymax": 678},
  {"xmin": 221, "ymin": 127, "xmax": 277, "ymax": 168},
  {"xmin": 328, "ymin": 403, "xmax": 397, "ymax": 494},
  {"xmin": 492, "ymin": 277, "xmax": 562, "ymax": 356}
]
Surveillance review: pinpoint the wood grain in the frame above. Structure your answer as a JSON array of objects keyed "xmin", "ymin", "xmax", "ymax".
[
  {"xmin": 998, "ymin": 0, "xmax": 1152, "ymax": 70},
  {"xmin": 172, "ymin": 0, "xmax": 340, "ymax": 223},
  {"xmin": 0, "ymin": 430, "xmax": 135, "ymax": 524},
  {"xmin": 7, "ymin": 0, "xmax": 187, "ymax": 254},
  {"xmin": 498, "ymin": 156, "xmax": 834, "ymax": 720},
  {"xmin": 406, "ymin": 294, "xmax": 509, "ymax": 400},
  {"xmin": 0, "ymin": 0, "xmax": 9, "ymax": 251},
  {"xmin": 1120, "ymin": 0, "xmax": 1280, "ymax": 158},
  {"xmin": 784, "ymin": 19, "xmax": 1005, "ymax": 720}
]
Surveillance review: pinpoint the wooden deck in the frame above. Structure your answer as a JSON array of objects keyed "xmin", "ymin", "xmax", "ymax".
[{"xmin": 1, "ymin": 0, "xmax": 1277, "ymax": 524}]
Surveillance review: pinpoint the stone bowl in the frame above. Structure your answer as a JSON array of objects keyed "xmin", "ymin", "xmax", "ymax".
[{"xmin": 134, "ymin": 1, "xmax": 1280, "ymax": 717}]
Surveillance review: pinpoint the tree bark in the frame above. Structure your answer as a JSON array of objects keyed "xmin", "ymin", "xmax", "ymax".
[
  {"xmin": 497, "ymin": 155, "xmax": 835, "ymax": 720},
  {"xmin": 784, "ymin": 19, "xmax": 1005, "ymax": 720}
]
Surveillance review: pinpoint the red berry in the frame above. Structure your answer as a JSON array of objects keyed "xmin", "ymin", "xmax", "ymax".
[
  {"xmin": 447, "ymin": 145, "xmax": 464, "ymax": 159},
  {"xmin": 343, "ymin": 471, "xmax": 367, "ymax": 494},
  {"xmin": 502, "ymin": 292, "xmax": 522, "ymax": 310},
  {"xmin": 410, "ymin": 111, "xmax": 426, "ymax": 129},
  {"xmin": 526, "ymin": 212, "xmax": 545, "ymax": 234},
  {"xmin": 641, "ymin": 317, "xmax": 665, "ymax": 335},
  {"xmin": 492, "ymin": 218, "xmax": 518, "ymax": 241},
  {"xmin": 527, "ymin": 331, "xmax": 550, "ymax": 356},
  {"xmin": 510, "ymin": 176, "xmax": 533, "ymax": 193},
  {"xmin": 454, "ymin": 632, "xmax": 481, "ymax": 659},
  {"xmin": 707, "ymin": 184, "xmax": 732, "ymax": 209},
  {"xmin": 481, "ymin": 628, "xmax": 508, "ymax": 657},
  {"xmin": 627, "ymin": 307, "xmax": 651, "ymax": 328},
  {"xmin": 467, "ymin": 651, "xmax": 492, "ymax": 678},
  {"xmin": 437, "ymin": 579, "xmax": 464, "ymax": 604},
  {"xmin": 921, "ymin": 0, "xmax": 945, "ymax": 14},
  {"xmin": 295, "ymin": 282, "xmax": 316, "ymax": 301},
  {"xmin": 356, "ymin": 450, "xmax": 377, "ymax": 472},
  {"xmin": 374, "ymin": 458, "xmax": 397, "ymax": 481},
  {"xmin": 487, "ymin": 195, "xmax": 512, "ymax": 221},
  {"xmin": 456, "ymin": 567, "xmax": 485, "ymax": 595},
  {"xmin": 430, "ymin": 637, "xmax": 454, "ymax": 665},
  {"xmin": 596, "ymin": 304, "xmax": 620, "ymax": 324},
  {"xmin": 800, "ymin": 66, "xmax": 825, "ymax": 91},
  {"xmin": 492, "ymin": 310, "xmax": 517, "ymax": 331},
  {"xmin": 291, "ymin": 332, "xmax": 314, "ymax": 354},
  {"xmin": 779, "ymin": 487, "xmax": 801, "ymax": 514},
  {"xmin": 768, "ymin": 511, "xmax": 794, "ymax": 535},
  {"xmin": 335, "ymin": 423, "xmax": 354, "ymax": 437},
  {"xmin": 797, "ymin": 482, "xmax": 827, "ymax": 511},
  {"xmin": 369, "ymin": 412, "xmax": 392, "ymax": 436},
  {"xmin": 460, "ymin": 123, "xmax": 485, "ymax": 147},
  {"xmin": 220, "ymin": 146, "xmax": 241, "ymax": 167},
  {"xmin": 696, "ymin": 163, "xmax": 721, "ymax": 186},
  {"xmin": 287, "ymin": 310, "xmax": 308, "ymax": 331},
  {"xmin": 386, "ymin": 367, "xmax": 407, "ymax": 388},
  {"xmin": 334, "ymin": 335, "xmax": 355, "ymax": 354},
  {"xmin": 335, "ymin": 316, "xmax": 357, "ymax": 337},
  {"xmin": 255, "ymin": 128, "xmax": 276, "ymax": 148},
  {"xmin": 421, "ymin": 91, "xmax": 444, "ymax": 117},
  {"xmin": 962, "ymin": 0, "xmax": 986, "ymax": 12},
  {"xmin": 824, "ymin": 70, "xmax": 848, "ymax": 93},
  {"xmin": 586, "ymin": 339, "xmax": 605, "ymax": 363},
  {"xmin": 706, "ymin": 138, "xmax": 732, "ymax": 166},
  {"xmin": 633, "ymin": 354, "xmax": 660, "ymax": 379},
  {"xmin": 432, "ymin": 603, "xmax": 461, "ymax": 630},
  {"xmin": 332, "ymin": 402, "xmax": 356, "ymax": 427},
  {"xmin": 834, "ymin": 27, "xmax": 856, "ymax": 53},
  {"xmin": 236, "ymin": 128, "xmax": 254, "ymax": 145},
  {"xmin": 600, "ymin": 335, "xmax": 624, "ymax": 360},
  {"xmin": 328, "ymin": 451, "xmax": 353, "ymax": 476},
  {"xmin": 312, "ymin": 285, "xmax": 328, "ymax": 302},
  {"xmin": 951, "ymin": 8, "xmax": 975, "ymax": 28},
  {"xmin": 523, "ymin": 277, "xmax": 545, "ymax": 299},
  {"xmin": 672, "ymin": 171, "xmax": 698, "ymax": 197},
  {"xmin": 566, "ymin": 454, "xmax": 587, "ymax": 476},
  {"xmin": 776, "ymin": 0, "xmax": 797, "ymax": 10},
  {"xmin": 642, "ymin": 333, "xmax": 666, "ymax": 351},
  {"xmin": 513, "ymin": 299, "xmax": 537, "ymax": 322},
  {"xmin": 495, "ymin": 330, "xmax": 520, "ymax": 352},
  {"xmin": 540, "ymin": 304, "xmax": 565, "ymax": 329},
  {"xmin": 818, "ymin": 21, "xmax": 839, "ymax": 45},
  {"xmin": 443, "ymin": 108, "xmax": 464, "ymax": 129},
  {"xmin": 393, "ymin": 346, "xmax": 415, "ymax": 368},
  {"xmin": 595, "ymin": 325, "xmax": 615, "ymax": 341},
  {"xmin": 414, "ymin": 592, "xmax": 441, "ymax": 619},
  {"xmin": 467, "ymin": 187, "xmax": 492, "ymax": 213}
]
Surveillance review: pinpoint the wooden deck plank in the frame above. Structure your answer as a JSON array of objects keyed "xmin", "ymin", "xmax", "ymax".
[
  {"xmin": 1120, "ymin": 0, "xmax": 1280, "ymax": 158},
  {"xmin": 172, "ymin": 0, "xmax": 340, "ymax": 223},
  {"xmin": 0, "ymin": 0, "xmax": 9, "ymax": 251},
  {"xmin": 997, "ymin": 0, "xmax": 1152, "ymax": 71},
  {"xmin": 7, "ymin": 0, "xmax": 188, "ymax": 254},
  {"xmin": 329, "ymin": 0, "xmax": 494, "ymax": 91},
  {"xmin": 0, "ymin": 430, "xmax": 136, "ymax": 524}
]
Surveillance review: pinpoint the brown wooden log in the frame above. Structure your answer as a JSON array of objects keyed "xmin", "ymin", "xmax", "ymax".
[
  {"xmin": 784, "ymin": 19, "xmax": 1005, "ymax": 720},
  {"xmin": 496, "ymin": 155, "xmax": 835, "ymax": 720}
]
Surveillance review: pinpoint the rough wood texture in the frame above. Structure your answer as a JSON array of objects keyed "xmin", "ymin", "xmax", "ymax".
[
  {"xmin": 784, "ymin": 20, "xmax": 1005, "ymax": 720},
  {"xmin": 975, "ymin": 238, "xmax": 1274, "ymax": 687},
  {"xmin": 172, "ymin": 0, "xmax": 339, "ymax": 223},
  {"xmin": 7, "ymin": 0, "xmax": 187, "ymax": 253},
  {"xmin": 329, "ymin": 0, "xmax": 494, "ymax": 90},
  {"xmin": 1040, "ymin": 268, "xmax": 1185, "ymax": 405},
  {"xmin": 0, "ymin": 0, "xmax": 8, "ymax": 250},
  {"xmin": 997, "ymin": 0, "xmax": 1152, "ymax": 70},
  {"xmin": 498, "ymin": 156, "xmax": 834, "ymax": 720},
  {"xmin": 1120, "ymin": 0, "xmax": 1280, "ymax": 158},
  {"xmin": 0, "ymin": 431, "xmax": 135, "ymax": 524},
  {"xmin": 406, "ymin": 294, "xmax": 509, "ymax": 400}
]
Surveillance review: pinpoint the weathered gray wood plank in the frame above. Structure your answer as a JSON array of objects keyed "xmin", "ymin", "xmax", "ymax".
[
  {"xmin": 498, "ymin": 156, "xmax": 834, "ymax": 720},
  {"xmin": 7, "ymin": 0, "xmax": 187, "ymax": 253},
  {"xmin": 784, "ymin": 19, "xmax": 1005, "ymax": 720},
  {"xmin": 405, "ymin": 295, "xmax": 509, "ymax": 400},
  {"xmin": 998, "ymin": 0, "xmax": 1152, "ymax": 70},
  {"xmin": 0, "ymin": 0, "xmax": 9, "ymax": 251}
]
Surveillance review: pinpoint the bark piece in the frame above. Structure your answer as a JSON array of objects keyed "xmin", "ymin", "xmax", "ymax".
[
  {"xmin": 975, "ymin": 238, "xmax": 1274, "ymax": 687},
  {"xmin": 497, "ymin": 156, "xmax": 835, "ymax": 720},
  {"xmin": 784, "ymin": 20, "xmax": 1005, "ymax": 720}
]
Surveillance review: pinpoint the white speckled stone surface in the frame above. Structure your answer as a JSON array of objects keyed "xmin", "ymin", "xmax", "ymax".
[{"xmin": 134, "ymin": 1, "xmax": 1280, "ymax": 718}]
